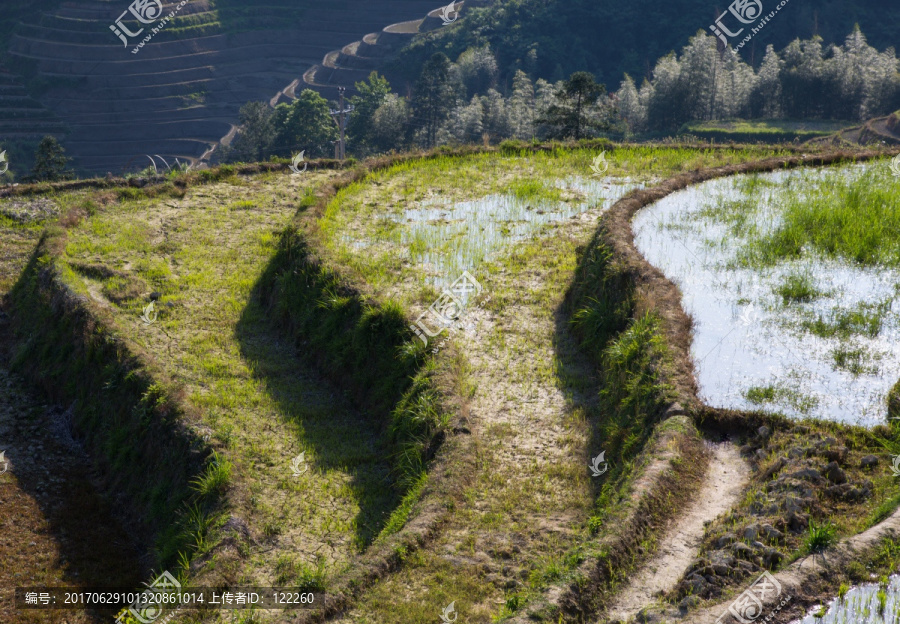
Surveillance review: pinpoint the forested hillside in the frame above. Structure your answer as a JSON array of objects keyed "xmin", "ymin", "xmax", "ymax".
[{"xmin": 391, "ymin": 0, "xmax": 900, "ymax": 87}]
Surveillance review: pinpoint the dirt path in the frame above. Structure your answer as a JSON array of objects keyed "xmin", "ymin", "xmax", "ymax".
[
  {"xmin": 603, "ymin": 441, "xmax": 749, "ymax": 623},
  {"xmin": 326, "ymin": 201, "xmax": 627, "ymax": 623}
]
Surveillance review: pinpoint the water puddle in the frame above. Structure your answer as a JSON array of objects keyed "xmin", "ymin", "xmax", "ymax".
[
  {"xmin": 348, "ymin": 176, "xmax": 641, "ymax": 288},
  {"xmin": 791, "ymin": 576, "xmax": 900, "ymax": 623},
  {"xmin": 633, "ymin": 164, "xmax": 900, "ymax": 426}
]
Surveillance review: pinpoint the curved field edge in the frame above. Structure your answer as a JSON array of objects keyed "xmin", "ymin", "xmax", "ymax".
[
  {"xmin": 575, "ymin": 149, "xmax": 900, "ymax": 623},
  {"xmin": 4, "ymin": 231, "xmax": 218, "ymax": 574},
  {"xmin": 252, "ymin": 151, "xmax": 488, "ymax": 623},
  {"xmin": 277, "ymin": 145, "xmax": 888, "ymax": 624},
  {"xmin": 503, "ymin": 148, "xmax": 898, "ymax": 623},
  {"xmin": 0, "ymin": 150, "xmax": 477, "ymax": 613}
]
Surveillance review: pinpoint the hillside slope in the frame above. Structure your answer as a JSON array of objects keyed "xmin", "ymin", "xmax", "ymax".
[
  {"xmin": 3, "ymin": 0, "xmax": 438, "ymax": 174},
  {"xmin": 389, "ymin": 0, "xmax": 900, "ymax": 88}
]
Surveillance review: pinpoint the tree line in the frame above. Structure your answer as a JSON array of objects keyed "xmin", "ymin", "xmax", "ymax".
[
  {"xmin": 220, "ymin": 46, "xmax": 615, "ymax": 162},
  {"xmin": 219, "ymin": 25, "xmax": 899, "ymax": 162},
  {"xmin": 617, "ymin": 27, "xmax": 900, "ymax": 133}
]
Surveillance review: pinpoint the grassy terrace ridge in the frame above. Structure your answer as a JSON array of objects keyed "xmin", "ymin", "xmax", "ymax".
[
  {"xmin": 681, "ymin": 120, "xmax": 853, "ymax": 144},
  {"xmin": 296, "ymin": 144, "xmax": 796, "ymax": 623},
  {"xmin": 587, "ymin": 150, "xmax": 900, "ymax": 624},
  {"xmin": 0, "ymin": 191, "xmax": 146, "ymax": 624},
  {"xmin": 4, "ymin": 143, "xmax": 900, "ymax": 624},
  {"xmin": 0, "ymin": 159, "xmax": 463, "ymax": 624}
]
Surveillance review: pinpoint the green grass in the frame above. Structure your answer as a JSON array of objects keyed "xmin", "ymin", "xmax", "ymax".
[
  {"xmin": 743, "ymin": 383, "xmax": 819, "ymax": 414},
  {"xmin": 804, "ymin": 520, "xmax": 838, "ymax": 554},
  {"xmin": 506, "ymin": 178, "xmax": 564, "ymax": 202},
  {"xmin": 53, "ymin": 171, "xmax": 419, "ymax": 586},
  {"xmin": 683, "ymin": 119, "xmax": 852, "ymax": 143},
  {"xmin": 739, "ymin": 165, "xmax": 900, "ymax": 267},
  {"xmin": 830, "ymin": 345, "xmax": 879, "ymax": 376},
  {"xmin": 774, "ymin": 272, "xmax": 824, "ymax": 303},
  {"xmin": 801, "ymin": 300, "xmax": 890, "ymax": 339}
]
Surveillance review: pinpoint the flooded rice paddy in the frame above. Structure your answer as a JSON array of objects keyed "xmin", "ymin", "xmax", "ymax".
[
  {"xmin": 343, "ymin": 176, "xmax": 641, "ymax": 289},
  {"xmin": 792, "ymin": 575, "xmax": 900, "ymax": 624},
  {"xmin": 634, "ymin": 164, "xmax": 900, "ymax": 426}
]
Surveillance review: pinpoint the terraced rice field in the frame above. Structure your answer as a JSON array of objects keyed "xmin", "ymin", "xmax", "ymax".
[
  {"xmin": 634, "ymin": 163, "xmax": 900, "ymax": 426},
  {"xmin": 2, "ymin": 145, "xmax": 900, "ymax": 624}
]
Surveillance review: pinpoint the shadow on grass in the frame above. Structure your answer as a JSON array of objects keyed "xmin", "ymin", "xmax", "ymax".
[{"xmin": 235, "ymin": 276, "xmax": 403, "ymax": 549}]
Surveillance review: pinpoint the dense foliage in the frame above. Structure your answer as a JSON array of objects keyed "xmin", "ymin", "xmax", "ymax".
[
  {"xmin": 391, "ymin": 0, "xmax": 900, "ymax": 90},
  {"xmin": 617, "ymin": 28, "xmax": 900, "ymax": 133},
  {"xmin": 224, "ymin": 25, "xmax": 898, "ymax": 161}
]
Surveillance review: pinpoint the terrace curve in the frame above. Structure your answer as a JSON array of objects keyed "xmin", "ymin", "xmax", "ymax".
[
  {"xmin": 301, "ymin": 0, "xmax": 495, "ymax": 97},
  {"xmin": 6, "ymin": 0, "xmax": 441, "ymax": 173}
]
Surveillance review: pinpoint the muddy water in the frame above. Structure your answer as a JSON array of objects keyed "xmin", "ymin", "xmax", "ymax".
[
  {"xmin": 633, "ymin": 165, "xmax": 900, "ymax": 426},
  {"xmin": 791, "ymin": 575, "xmax": 900, "ymax": 624}
]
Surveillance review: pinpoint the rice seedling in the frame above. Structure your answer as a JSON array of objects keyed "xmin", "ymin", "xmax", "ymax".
[{"xmin": 804, "ymin": 519, "xmax": 838, "ymax": 553}]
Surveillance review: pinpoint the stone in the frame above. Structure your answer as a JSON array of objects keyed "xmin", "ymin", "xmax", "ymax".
[
  {"xmin": 760, "ymin": 524, "xmax": 784, "ymax": 542},
  {"xmin": 730, "ymin": 542, "xmax": 756, "ymax": 560},
  {"xmin": 678, "ymin": 595, "xmax": 701, "ymax": 610},
  {"xmin": 820, "ymin": 446, "xmax": 848, "ymax": 463},
  {"xmin": 761, "ymin": 547, "xmax": 783, "ymax": 568},
  {"xmin": 679, "ymin": 573, "xmax": 708, "ymax": 596},
  {"xmin": 715, "ymin": 533, "xmax": 737, "ymax": 548},
  {"xmin": 786, "ymin": 511, "xmax": 810, "ymax": 533},
  {"xmin": 861, "ymin": 455, "xmax": 879, "ymax": 469},
  {"xmin": 757, "ymin": 425, "xmax": 771, "ymax": 439},
  {"xmin": 823, "ymin": 461, "xmax": 847, "ymax": 484},
  {"xmin": 787, "ymin": 468, "xmax": 823, "ymax": 483},
  {"xmin": 742, "ymin": 524, "xmax": 760, "ymax": 541}
]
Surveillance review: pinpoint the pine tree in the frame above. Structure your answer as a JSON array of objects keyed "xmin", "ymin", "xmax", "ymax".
[
  {"xmin": 616, "ymin": 74, "xmax": 647, "ymax": 134},
  {"xmin": 413, "ymin": 53, "xmax": 456, "ymax": 148},
  {"xmin": 646, "ymin": 53, "xmax": 685, "ymax": 131},
  {"xmin": 750, "ymin": 46, "xmax": 784, "ymax": 118},
  {"xmin": 30, "ymin": 136, "xmax": 71, "ymax": 182},
  {"xmin": 507, "ymin": 70, "xmax": 536, "ymax": 140},
  {"xmin": 537, "ymin": 71, "xmax": 607, "ymax": 140},
  {"xmin": 780, "ymin": 37, "xmax": 828, "ymax": 118},
  {"xmin": 481, "ymin": 88, "xmax": 511, "ymax": 141}
]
